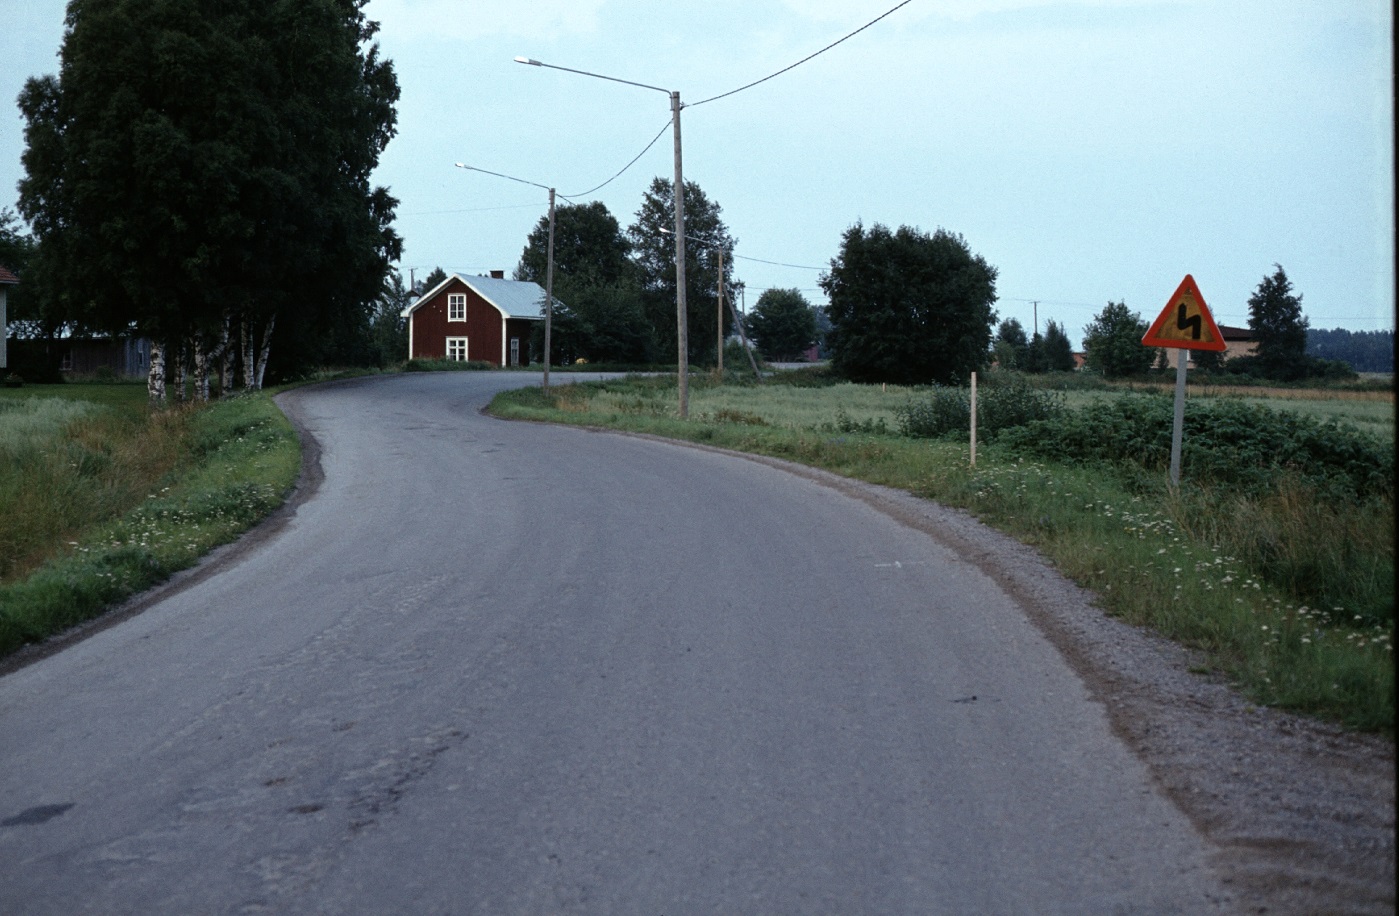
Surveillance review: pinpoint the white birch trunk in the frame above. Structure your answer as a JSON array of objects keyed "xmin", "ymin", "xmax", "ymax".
[
  {"xmin": 194, "ymin": 338, "xmax": 210, "ymax": 402},
  {"xmin": 241, "ymin": 319, "xmax": 255, "ymax": 391},
  {"xmin": 253, "ymin": 314, "xmax": 276, "ymax": 390},
  {"xmin": 218, "ymin": 317, "xmax": 232, "ymax": 396},
  {"xmin": 147, "ymin": 340, "xmax": 166, "ymax": 406},
  {"xmin": 171, "ymin": 340, "xmax": 186, "ymax": 403}
]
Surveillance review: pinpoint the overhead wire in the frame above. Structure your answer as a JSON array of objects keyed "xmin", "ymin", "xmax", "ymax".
[
  {"xmin": 406, "ymin": 202, "xmax": 547, "ymax": 216},
  {"xmin": 441, "ymin": 4, "xmax": 913, "ymax": 271},
  {"xmin": 561, "ymin": 119, "xmax": 674, "ymax": 199},
  {"xmin": 732, "ymin": 253, "xmax": 826, "ymax": 270},
  {"xmin": 690, "ymin": 0, "xmax": 914, "ymax": 108}
]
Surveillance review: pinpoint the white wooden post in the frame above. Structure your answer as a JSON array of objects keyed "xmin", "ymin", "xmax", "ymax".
[{"xmin": 970, "ymin": 371, "xmax": 978, "ymax": 467}]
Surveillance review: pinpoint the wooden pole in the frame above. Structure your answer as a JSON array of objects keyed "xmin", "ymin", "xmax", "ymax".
[
  {"xmin": 543, "ymin": 187, "xmax": 554, "ymax": 388},
  {"xmin": 717, "ymin": 247, "xmax": 725, "ymax": 375},
  {"xmin": 725, "ymin": 291, "xmax": 762, "ymax": 381},
  {"xmin": 671, "ymin": 90, "xmax": 688, "ymax": 418},
  {"xmin": 970, "ymin": 371, "xmax": 978, "ymax": 468}
]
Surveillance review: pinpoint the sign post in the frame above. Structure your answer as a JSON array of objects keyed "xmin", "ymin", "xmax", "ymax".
[{"xmin": 1141, "ymin": 274, "xmax": 1227, "ymax": 486}]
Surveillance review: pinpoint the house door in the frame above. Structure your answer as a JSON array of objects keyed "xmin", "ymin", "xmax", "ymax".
[{"xmin": 509, "ymin": 337, "xmax": 520, "ymax": 367}]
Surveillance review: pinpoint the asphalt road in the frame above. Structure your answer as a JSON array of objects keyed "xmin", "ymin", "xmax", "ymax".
[{"xmin": 0, "ymin": 372, "xmax": 1231, "ymax": 913}]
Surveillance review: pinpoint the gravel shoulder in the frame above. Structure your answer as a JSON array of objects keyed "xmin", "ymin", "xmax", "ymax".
[{"xmin": 666, "ymin": 437, "xmax": 1396, "ymax": 916}]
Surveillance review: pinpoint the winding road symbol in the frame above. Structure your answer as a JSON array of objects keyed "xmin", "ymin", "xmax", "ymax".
[
  {"xmin": 1142, "ymin": 274, "xmax": 1227, "ymax": 351},
  {"xmin": 1176, "ymin": 302, "xmax": 1203, "ymax": 340}
]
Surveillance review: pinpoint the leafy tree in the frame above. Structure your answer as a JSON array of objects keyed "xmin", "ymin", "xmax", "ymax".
[
  {"xmin": 1247, "ymin": 264, "xmax": 1308, "ymax": 381},
  {"xmin": 746, "ymin": 288, "xmax": 817, "ymax": 361},
  {"xmin": 18, "ymin": 0, "xmax": 401, "ymax": 398},
  {"xmin": 369, "ymin": 270, "xmax": 413, "ymax": 366},
  {"xmin": 517, "ymin": 201, "xmax": 634, "ymax": 290},
  {"xmin": 1025, "ymin": 321, "xmax": 1076, "ymax": 373},
  {"xmin": 821, "ymin": 223, "xmax": 997, "ymax": 385},
  {"xmin": 418, "ymin": 267, "xmax": 448, "ymax": 295},
  {"xmin": 627, "ymin": 177, "xmax": 736, "ymax": 366},
  {"xmin": 1082, "ymin": 301, "xmax": 1151, "ymax": 377},
  {"xmin": 1191, "ymin": 347, "xmax": 1226, "ymax": 373},
  {"xmin": 532, "ymin": 282, "xmax": 653, "ymax": 366},
  {"xmin": 516, "ymin": 201, "xmax": 653, "ymax": 364},
  {"xmin": 1044, "ymin": 320, "xmax": 1077, "ymax": 371},
  {"xmin": 993, "ymin": 317, "xmax": 1029, "ymax": 370}
]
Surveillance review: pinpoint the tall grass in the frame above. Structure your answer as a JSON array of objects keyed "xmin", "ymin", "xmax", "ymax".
[
  {"xmin": 0, "ymin": 388, "xmax": 300, "ymax": 656},
  {"xmin": 491, "ymin": 375, "xmax": 1394, "ymax": 731},
  {"xmin": 0, "ymin": 394, "xmax": 188, "ymax": 583}
]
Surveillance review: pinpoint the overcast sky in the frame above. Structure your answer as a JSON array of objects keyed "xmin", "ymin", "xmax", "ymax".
[{"xmin": 2, "ymin": 0, "xmax": 1393, "ymax": 346}]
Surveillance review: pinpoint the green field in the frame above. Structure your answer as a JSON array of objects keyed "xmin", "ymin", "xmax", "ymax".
[{"xmin": 589, "ymin": 375, "xmax": 1396, "ymax": 442}]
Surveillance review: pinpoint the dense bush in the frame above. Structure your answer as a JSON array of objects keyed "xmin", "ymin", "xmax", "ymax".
[
  {"xmin": 998, "ymin": 395, "xmax": 1393, "ymax": 501},
  {"xmin": 896, "ymin": 386, "xmax": 968, "ymax": 438},
  {"xmin": 404, "ymin": 358, "xmax": 495, "ymax": 372},
  {"xmin": 896, "ymin": 375, "xmax": 1065, "ymax": 440},
  {"xmin": 765, "ymin": 366, "xmax": 839, "ymax": 388}
]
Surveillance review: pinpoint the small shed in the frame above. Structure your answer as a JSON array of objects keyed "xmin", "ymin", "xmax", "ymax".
[{"xmin": 403, "ymin": 271, "xmax": 552, "ymax": 367}]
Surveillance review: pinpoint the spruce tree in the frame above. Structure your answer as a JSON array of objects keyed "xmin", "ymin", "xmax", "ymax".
[{"xmin": 1247, "ymin": 264, "xmax": 1308, "ymax": 381}]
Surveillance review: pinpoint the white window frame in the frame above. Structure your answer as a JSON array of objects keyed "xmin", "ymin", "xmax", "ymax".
[
  {"xmin": 445, "ymin": 337, "xmax": 469, "ymax": 361},
  {"xmin": 448, "ymin": 293, "xmax": 466, "ymax": 322}
]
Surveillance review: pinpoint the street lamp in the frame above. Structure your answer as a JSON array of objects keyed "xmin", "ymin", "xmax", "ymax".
[
  {"xmin": 454, "ymin": 163, "xmax": 555, "ymax": 389},
  {"xmin": 515, "ymin": 56, "xmax": 690, "ymax": 418}
]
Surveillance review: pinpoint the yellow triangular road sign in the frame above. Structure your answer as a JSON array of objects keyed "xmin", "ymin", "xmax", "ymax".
[{"xmin": 1142, "ymin": 274, "xmax": 1227, "ymax": 351}]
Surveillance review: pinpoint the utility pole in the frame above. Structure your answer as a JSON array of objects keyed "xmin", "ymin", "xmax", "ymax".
[
  {"xmin": 514, "ymin": 56, "xmax": 689, "ymax": 418},
  {"xmin": 716, "ymin": 247, "xmax": 725, "ymax": 375},
  {"xmin": 671, "ymin": 90, "xmax": 689, "ymax": 416},
  {"xmin": 543, "ymin": 187, "xmax": 555, "ymax": 389}
]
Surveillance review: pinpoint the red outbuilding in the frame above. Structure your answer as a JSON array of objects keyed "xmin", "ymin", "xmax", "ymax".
[{"xmin": 403, "ymin": 271, "xmax": 551, "ymax": 367}]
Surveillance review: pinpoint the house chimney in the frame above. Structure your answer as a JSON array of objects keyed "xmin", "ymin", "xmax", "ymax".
[{"xmin": 490, "ymin": 269, "xmax": 505, "ymax": 279}]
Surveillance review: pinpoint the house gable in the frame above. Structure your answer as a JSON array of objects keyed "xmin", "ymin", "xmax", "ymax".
[{"xmin": 404, "ymin": 272, "xmax": 548, "ymax": 366}]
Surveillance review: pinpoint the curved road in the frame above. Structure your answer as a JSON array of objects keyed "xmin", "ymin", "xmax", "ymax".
[{"xmin": 0, "ymin": 373, "xmax": 1230, "ymax": 913}]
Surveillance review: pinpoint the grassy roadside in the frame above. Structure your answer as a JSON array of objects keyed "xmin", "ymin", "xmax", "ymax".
[
  {"xmin": 0, "ymin": 384, "xmax": 300, "ymax": 656},
  {"xmin": 490, "ymin": 374, "xmax": 1395, "ymax": 733}
]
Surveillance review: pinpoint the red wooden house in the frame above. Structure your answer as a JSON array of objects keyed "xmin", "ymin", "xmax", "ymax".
[{"xmin": 403, "ymin": 271, "xmax": 550, "ymax": 366}]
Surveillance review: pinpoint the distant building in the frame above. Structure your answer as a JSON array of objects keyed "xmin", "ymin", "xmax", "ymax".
[
  {"xmin": 1160, "ymin": 325, "xmax": 1257, "ymax": 369},
  {"xmin": 402, "ymin": 271, "xmax": 551, "ymax": 367}
]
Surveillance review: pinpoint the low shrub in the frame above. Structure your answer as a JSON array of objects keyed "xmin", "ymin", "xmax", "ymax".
[
  {"xmin": 896, "ymin": 375, "xmax": 1065, "ymax": 440},
  {"xmin": 896, "ymin": 386, "xmax": 968, "ymax": 438},
  {"xmin": 998, "ymin": 394, "xmax": 1393, "ymax": 501},
  {"xmin": 765, "ymin": 366, "xmax": 840, "ymax": 388},
  {"xmin": 404, "ymin": 358, "xmax": 494, "ymax": 372},
  {"xmin": 832, "ymin": 407, "xmax": 889, "ymax": 435}
]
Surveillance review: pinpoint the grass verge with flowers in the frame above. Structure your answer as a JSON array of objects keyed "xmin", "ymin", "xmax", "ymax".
[
  {"xmin": 0, "ymin": 384, "xmax": 300, "ymax": 656},
  {"xmin": 492, "ymin": 372, "xmax": 1394, "ymax": 732}
]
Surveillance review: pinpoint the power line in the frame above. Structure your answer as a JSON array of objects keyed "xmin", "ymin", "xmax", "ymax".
[
  {"xmin": 691, "ymin": 0, "xmax": 914, "ymax": 108},
  {"xmin": 406, "ymin": 202, "xmax": 544, "ymax": 216},
  {"xmin": 561, "ymin": 119, "xmax": 673, "ymax": 199},
  {"xmin": 732, "ymin": 253, "xmax": 826, "ymax": 270},
  {"xmin": 1003, "ymin": 297, "xmax": 1103, "ymax": 310}
]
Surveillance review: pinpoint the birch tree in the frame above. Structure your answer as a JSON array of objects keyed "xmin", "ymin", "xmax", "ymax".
[{"xmin": 18, "ymin": 0, "xmax": 401, "ymax": 397}]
